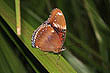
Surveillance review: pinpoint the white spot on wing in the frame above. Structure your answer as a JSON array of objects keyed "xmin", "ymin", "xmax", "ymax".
[
  {"xmin": 63, "ymin": 25, "xmax": 66, "ymax": 29},
  {"xmin": 36, "ymin": 46, "xmax": 39, "ymax": 48},
  {"xmin": 53, "ymin": 22, "xmax": 58, "ymax": 27},
  {"xmin": 51, "ymin": 30, "xmax": 54, "ymax": 32},
  {"xmin": 57, "ymin": 12, "xmax": 63, "ymax": 16}
]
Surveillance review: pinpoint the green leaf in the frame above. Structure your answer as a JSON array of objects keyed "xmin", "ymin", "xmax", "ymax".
[{"xmin": 0, "ymin": 0, "xmax": 77, "ymax": 73}]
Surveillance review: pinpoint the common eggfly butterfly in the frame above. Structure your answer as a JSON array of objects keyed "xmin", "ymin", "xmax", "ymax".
[{"xmin": 32, "ymin": 8, "xmax": 66, "ymax": 53}]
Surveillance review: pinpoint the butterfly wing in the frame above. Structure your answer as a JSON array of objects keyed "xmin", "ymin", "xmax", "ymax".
[
  {"xmin": 48, "ymin": 8, "xmax": 66, "ymax": 29},
  {"xmin": 32, "ymin": 8, "xmax": 66, "ymax": 53},
  {"xmin": 32, "ymin": 23, "xmax": 62, "ymax": 53}
]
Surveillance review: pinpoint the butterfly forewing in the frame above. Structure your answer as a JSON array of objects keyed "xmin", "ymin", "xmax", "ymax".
[{"xmin": 48, "ymin": 8, "xmax": 66, "ymax": 29}]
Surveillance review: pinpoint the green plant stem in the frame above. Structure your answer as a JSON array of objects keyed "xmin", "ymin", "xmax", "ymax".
[{"xmin": 15, "ymin": 0, "xmax": 21, "ymax": 36}]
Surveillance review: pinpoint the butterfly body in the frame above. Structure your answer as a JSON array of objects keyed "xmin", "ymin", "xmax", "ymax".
[{"xmin": 32, "ymin": 8, "xmax": 66, "ymax": 53}]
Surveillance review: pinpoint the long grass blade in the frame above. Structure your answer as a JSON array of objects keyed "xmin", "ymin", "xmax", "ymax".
[{"xmin": 15, "ymin": 0, "xmax": 21, "ymax": 36}]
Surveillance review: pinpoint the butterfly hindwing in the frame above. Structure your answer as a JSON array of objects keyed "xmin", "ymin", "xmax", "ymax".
[{"xmin": 32, "ymin": 23, "xmax": 62, "ymax": 53}]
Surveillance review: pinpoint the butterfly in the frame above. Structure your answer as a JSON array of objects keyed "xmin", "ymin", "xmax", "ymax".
[{"xmin": 32, "ymin": 8, "xmax": 66, "ymax": 53}]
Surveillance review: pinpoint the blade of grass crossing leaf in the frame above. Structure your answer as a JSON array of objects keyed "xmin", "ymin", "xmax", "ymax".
[{"xmin": 15, "ymin": 0, "xmax": 21, "ymax": 36}]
